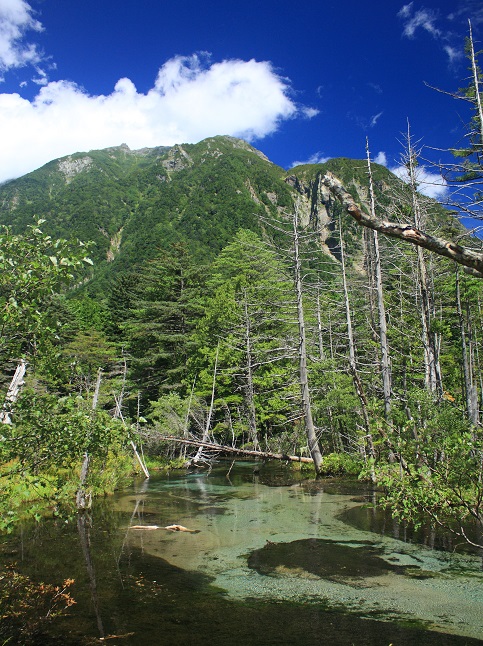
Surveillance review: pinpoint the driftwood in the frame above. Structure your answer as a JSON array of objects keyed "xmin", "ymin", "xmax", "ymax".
[
  {"xmin": 155, "ymin": 435, "xmax": 314, "ymax": 464},
  {"xmin": 130, "ymin": 524, "xmax": 199, "ymax": 533}
]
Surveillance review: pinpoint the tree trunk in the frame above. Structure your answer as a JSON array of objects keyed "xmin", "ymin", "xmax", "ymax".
[
  {"xmin": 193, "ymin": 342, "xmax": 219, "ymax": 463},
  {"xmin": 242, "ymin": 291, "xmax": 260, "ymax": 449},
  {"xmin": 156, "ymin": 435, "xmax": 316, "ymax": 464},
  {"xmin": 0, "ymin": 359, "xmax": 27, "ymax": 424},
  {"xmin": 292, "ymin": 210, "xmax": 323, "ymax": 475},
  {"xmin": 366, "ymin": 141, "xmax": 392, "ymax": 420},
  {"xmin": 76, "ymin": 367, "xmax": 102, "ymax": 510},
  {"xmin": 316, "ymin": 288, "xmax": 325, "ymax": 361},
  {"xmin": 455, "ymin": 265, "xmax": 479, "ymax": 425},
  {"xmin": 320, "ymin": 172, "xmax": 483, "ymax": 278},
  {"xmin": 339, "ymin": 211, "xmax": 376, "ymax": 482},
  {"xmin": 405, "ymin": 128, "xmax": 443, "ymax": 396}
]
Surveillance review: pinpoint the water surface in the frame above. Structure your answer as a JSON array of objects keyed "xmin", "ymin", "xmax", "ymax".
[{"xmin": 1, "ymin": 461, "xmax": 482, "ymax": 644}]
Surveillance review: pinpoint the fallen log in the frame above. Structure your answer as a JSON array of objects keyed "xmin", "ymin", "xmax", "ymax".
[
  {"xmin": 153, "ymin": 435, "xmax": 314, "ymax": 464},
  {"xmin": 130, "ymin": 524, "xmax": 199, "ymax": 533}
]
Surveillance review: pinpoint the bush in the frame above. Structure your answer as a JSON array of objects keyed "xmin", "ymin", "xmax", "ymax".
[{"xmin": 319, "ymin": 452, "xmax": 363, "ymax": 477}]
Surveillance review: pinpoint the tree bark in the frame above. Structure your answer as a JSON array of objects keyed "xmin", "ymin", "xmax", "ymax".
[
  {"xmin": 193, "ymin": 342, "xmax": 219, "ymax": 463},
  {"xmin": 76, "ymin": 367, "xmax": 103, "ymax": 510},
  {"xmin": 404, "ymin": 129, "xmax": 443, "ymax": 395},
  {"xmin": 455, "ymin": 265, "xmax": 479, "ymax": 425},
  {"xmin": 339, "ymin": 210, "xmax": 376, "ymax": 481}
]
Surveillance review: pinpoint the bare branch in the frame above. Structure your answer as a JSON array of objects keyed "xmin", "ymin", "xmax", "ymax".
[{"xmin": 321, "ymin": 171, "xmax": 483, "ymax": 279}]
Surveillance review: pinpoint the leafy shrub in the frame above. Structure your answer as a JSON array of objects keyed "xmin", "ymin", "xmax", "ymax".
[{"xmin": 319, "ymin": 452, "xmax": 364, "ymax": 477}]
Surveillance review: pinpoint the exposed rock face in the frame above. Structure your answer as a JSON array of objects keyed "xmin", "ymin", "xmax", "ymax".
[
  {"xmin": 225, "ymin": 135, "xmax": 271, "ymax": 162},
  {"xmin": 161, "ymin": 145, "xmax": 193, "ymax": 172},
  {"xmin": 286, "ymin": 174, "xmax": 337, "ymax": 254},
  {"xmin": 58, "ymin": 156, "xmax": 93, "ymax": 182}
]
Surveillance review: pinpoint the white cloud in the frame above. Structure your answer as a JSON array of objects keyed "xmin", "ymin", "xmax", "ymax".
[
  {"xmin": 372, "ymin": 150, "xmax": 448, "ymax": 199},
  {"xmin": 290, "ymin": 152, "xmax": 330, "ymax": 167},
  {"xmin": 374, "ymin": 151, "xmax": 387, "ymax": 165},
  {"xmin": 302, "ymin": 107, "xmax": 319, "ymax": 118},
  {"xmin": 368, "ymin": 82, "xmax": 383, "ymax": 95},
  {"xmin": 448, "ymin": 2, "xmax": 483, "ymax": 27},
  {"xmin": 0, "ymin": 0, "xmax": 43, "ymax": 73},
  {"xmin": 0, "ymin": 53, "xmax": 315, "ymax": 183},
  {"xmin": 398, "ymin": 3, "xmax": 442, "ymax": 38},
  {"xmin": 389, "ymin": 163, "xmax": 448, "ymax": 199},
  {"xmin": 397, "ymin": 3, "xmax": 466, "ymax": 64},
  {"xmin": 443, "ymin": 45, "xmax": 463, "ymax": 64},
  {"xmin": 370, "ymin": 111, "xmax": 383, "ymax": 127}
]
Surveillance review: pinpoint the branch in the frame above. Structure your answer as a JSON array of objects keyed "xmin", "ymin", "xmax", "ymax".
[{"xmin": 321, "ymin": 172, "xmax": 483, "ymax": 279}]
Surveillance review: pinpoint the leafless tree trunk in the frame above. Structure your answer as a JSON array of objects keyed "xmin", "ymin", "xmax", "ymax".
[
  {"xmin": 292, "ymin": 210, "xmax": 323, "ymax": 475},
  {"xmin": 316, "ymin": 288, "xmax": 325, "ymax": 361},
  {"xmin": 367, "ymin": 141, "xmax": 392, "ymax": 419},
  {"xmin": 76, "ymin": 367, "xmax": 102, "ymax": 510},
  {"xmin": 0, "ymin": 359, "xmax": 27, "ymax": 424},
  {"xmin": 193, "ymin": 342, "xmax": 219, "ymax": 464},
  {"xmin": 404, "ymin": 126, "xmax": 443, "ymax": 395},
  {"xmin": 242, "ymin": 290, "xmax": 260, "ymax": 449},
  {"xmin": 320, "ymin": 172, "xmax": 483, "ymax": 278},
  {"xmin": 455, "ymin": 265, "xmax": 480, "ymax": 425},
  {"xmin": 338, "ymin": 212, "xmax": 376, "ymax": 481}
]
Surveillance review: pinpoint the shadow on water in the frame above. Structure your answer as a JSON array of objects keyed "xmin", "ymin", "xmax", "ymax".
[{"xmin": 247, "ymin": 538, "xmax": 433, "ymax": 581}]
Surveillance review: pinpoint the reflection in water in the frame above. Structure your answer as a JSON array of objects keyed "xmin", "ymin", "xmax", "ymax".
[
  {"xmin": 339, "ymin": 502, "xmax": 482, "ymax": 555},
  {"xmin": 76, "ymin": 513, "xmax": 105, "ymax": 639},
  {"xmin": 1, "ymin": 461, "xmax": 483, "ymax": 645}
]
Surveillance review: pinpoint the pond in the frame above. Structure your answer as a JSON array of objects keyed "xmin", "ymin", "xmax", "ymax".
[{"xmin": 1, "ymin": 460, "xmax": 483, "ymax": 644}]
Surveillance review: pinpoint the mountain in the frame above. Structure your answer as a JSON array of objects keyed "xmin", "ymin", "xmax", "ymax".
[{"xmin": 0, "ymin": 135, "xmax": 459, "ymax": 290}]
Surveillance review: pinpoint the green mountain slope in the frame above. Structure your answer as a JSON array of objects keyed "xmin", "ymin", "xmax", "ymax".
[{"xmin": 0, "ymin": 135, "xmax": 461, "ymax": 290}]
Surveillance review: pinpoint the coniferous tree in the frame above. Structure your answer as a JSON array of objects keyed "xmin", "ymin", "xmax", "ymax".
[{"xmin": 122, "ymin": 244, "xmax": 205, "ymax": 404}]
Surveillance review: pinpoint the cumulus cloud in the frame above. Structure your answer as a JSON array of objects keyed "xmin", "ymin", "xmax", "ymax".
[
  {"xmin": 372, "ymin": 150, "xmax": 448, "ymax": 199},
  {"xmin": 391, "ymin": 162, "xmax": 448, "ymax": 199},
  {"xmin": 0, "ymin": 0, "xmax": 44, "ymax": 74},
  {"xmin": 0, "ymin": 53, "xmax": 315, "ymax": 183},
  {"xmin": 374, "ymin": 151, "xmax": 387, "ymax": 165},
  {"xmin": 290, "ymin": 152, "xmax": 330, "ymax": 167}
]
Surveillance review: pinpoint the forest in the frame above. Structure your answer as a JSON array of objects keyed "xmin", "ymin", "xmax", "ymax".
[{"xmin": 1, "ymin": 34, "xmax": 483, "ymax": 559}]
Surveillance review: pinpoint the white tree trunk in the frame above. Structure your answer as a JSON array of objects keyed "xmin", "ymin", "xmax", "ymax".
[{"xmin": 292, "ymin": 210, "xmax": 323, "ymax": 475}]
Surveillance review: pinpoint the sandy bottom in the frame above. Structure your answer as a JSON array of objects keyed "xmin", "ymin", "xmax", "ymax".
[{"xmin": 115, "ymin": 470, "xmax": 483, "ymax": 640}]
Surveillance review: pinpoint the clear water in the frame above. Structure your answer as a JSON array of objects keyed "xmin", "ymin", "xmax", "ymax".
[{"xmin": 1, "ymin": 461, "xmax": 482, "ymax": 645}]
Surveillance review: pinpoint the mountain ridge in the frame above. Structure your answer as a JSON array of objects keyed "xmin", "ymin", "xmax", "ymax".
[{"xmin": 0, "ymin": 135, "xmax": 460, "ymax": 291}]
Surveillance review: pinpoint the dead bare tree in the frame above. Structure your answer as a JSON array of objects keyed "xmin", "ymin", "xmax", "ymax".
[{"xmin": 366, "ymin": 140, "xmax": 392, "ymax": 420}]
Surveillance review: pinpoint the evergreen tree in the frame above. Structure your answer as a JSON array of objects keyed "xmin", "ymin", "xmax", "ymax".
[{"xmin": 122, "ymin": 244, "xmax": 205, "ymax": 404}]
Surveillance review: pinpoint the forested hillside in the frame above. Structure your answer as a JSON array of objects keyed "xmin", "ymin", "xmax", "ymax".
[{"xmin": 1, "ymin": 135, "xmax": 482, "ymax": 547}]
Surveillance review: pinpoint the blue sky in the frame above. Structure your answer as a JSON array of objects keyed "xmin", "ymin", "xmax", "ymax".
[{"xmin": 1, "ymin": 0, "xmax": 482, "ymax": 202}]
